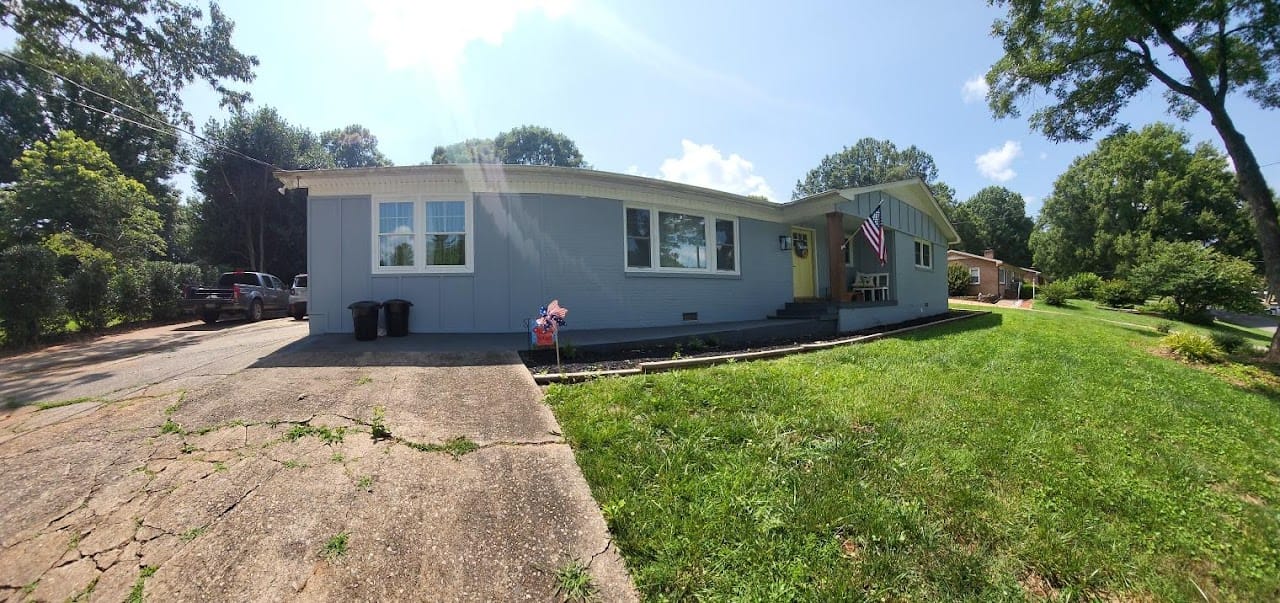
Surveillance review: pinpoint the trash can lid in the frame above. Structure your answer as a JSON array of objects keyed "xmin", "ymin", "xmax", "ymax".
[
  {"xmin": 384, "ymin": 299, "xmax": 413, "ymax": 306},
  {"xmin": 347, "ymin": 300, "xmax": 381, "ymax": 309}
]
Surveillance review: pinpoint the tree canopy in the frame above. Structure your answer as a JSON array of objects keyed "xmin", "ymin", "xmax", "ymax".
[
  {"xmin": 429, "ymin": 126, "xmax": 587, "ymax": 167},
  {"xmin": 986, "ymin": 0, "xmax": 1280, "ymax": 357},
  {"xmin": 190, "ymin": 108, "xmax": 331, "ymax": 278},
  {"xmin": 320, "ymin": 124, "xmax": 393, "ymax": 169},
  {"xmin": 5, "ymin": 131, "xmax": 164, "ymax": 261},
  {"xmin": 1030, "ymin": 123, "xmax": 1255, "ymax": 278},
  {"xmin": 0, "ymin": 0, "xmax": 257, "ymax": 118},
  {"xmin": 953, "ymin": 186, "xmax": 1035, "ymax": 267},
  {"xmin": 792, "ymin": 138, "xmax": 943, "ymax": 199}
]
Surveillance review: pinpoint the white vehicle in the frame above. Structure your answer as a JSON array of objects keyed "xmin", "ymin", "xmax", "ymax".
[{"xmin": 289, "ymin": 274, "xmax": 309, "ymax": 320}]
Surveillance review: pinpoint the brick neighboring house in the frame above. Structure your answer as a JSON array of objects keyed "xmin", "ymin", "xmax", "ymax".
[{"xmin": 947, "ymin": 249, "xmax": 1042, "ymax": 299}]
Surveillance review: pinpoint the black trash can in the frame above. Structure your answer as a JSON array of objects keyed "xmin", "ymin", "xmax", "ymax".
[
  {"xmin": 348, "ymin": 301, "xmax": 381, "ymax": 341},
  {"xmin": 383, "ymin": 299, "xmax": 413, "ymax": 337}
]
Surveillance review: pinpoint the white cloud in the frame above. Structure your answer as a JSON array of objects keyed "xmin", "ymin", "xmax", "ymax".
[
  {"xmin": 961, "ymin": 75, "xmax": 989, "ymax": 103},
  {"xmin": 657, "ymin": 140, "xmax": 775, "ymax": 200},
  {"xmin": 975, "ymin": 141, "xmax": 1022, "ymax": 182},
  {"xmin": 366, "ymin": 0, "xmax": 574, "ymax": 72}
]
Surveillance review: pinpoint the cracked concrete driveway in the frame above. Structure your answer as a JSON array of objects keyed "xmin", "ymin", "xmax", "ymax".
[{"xmin": 0, "ymin": 322, "xmax": 636, "ymax": 602}]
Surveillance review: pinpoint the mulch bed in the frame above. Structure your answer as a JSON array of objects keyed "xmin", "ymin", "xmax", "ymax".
[{"xmin": 519, "ymin": 310, "xmax": 976, "ymax": 373}]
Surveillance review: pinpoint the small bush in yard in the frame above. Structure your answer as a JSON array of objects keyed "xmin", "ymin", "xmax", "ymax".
[
  {"xmin": 145, "ymin": 261, "xmax": 203, "ymax": 320},
  {"xmin": 0, "ymin": 244, "xmax": 62, "ymax": 345},
  {"xmin": 1063, "ymin": 272, "xmax": 1104, "ymax": 299},
  {"xmin": 946, "ymin": 263, "xmax": 971, "ymax": 296},
  {"xmin": 1155, "ymin": 321, "xmax": 1174, "ymax": 334},
  {"xmin": 1161, "ymin": 332, "xmax": 1223, "ymax": 363},
  {"xmin": 1211, "ymin": 332, "xmax": 1248, "ymax": 354},
  {"xmin": 1096, "ymin": 279, "xmax": 1143, "ymax": 308},
  {"xmin": 111, "ymin": 264, "xmax": 149, "ymax": 322},
  {"xmin": 67, "ymin": 255, "xmax": 117, "ymax": 331},
  {"xmin": 1039, "ymin": 281, "xmax": 1072, "ymax": 306},
  {"xmin": 1140, "ymin": 297, "xmax": 1181, "ymax": 317}
]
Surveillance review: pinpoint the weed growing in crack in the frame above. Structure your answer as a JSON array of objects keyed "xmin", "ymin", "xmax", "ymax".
[
  {"xmin": 554, "ymin": 559, "xmax": 597, "ymax": 602},
  {"xmin": 355, "ymin": 375, "xmax": 373, "ymax": 385},
  {"xmin": 188, "ymin": 419, "xmax": 245, "ymax": 436},
  {"xmin": 370, "ymin": 406, "xmax": 391, "ymax": 440},
  {"xmin": 179, "ymin": 526, "xmax": 207, "ymax": 542},
  {"xmin": 356, "ymin": 475, "xmax": 374, "ymax": 491},
  {"xmin": 284, "ymin": 424, "xmax": 347, "ymax": 444},
  {"xmin": 213, "ymin": 461, "xmax": 228, "ymax": 472},
  {"xmin": 330, "ymin": 453, "xmax": 345, "ymax": 463},
  {"xmin": 67, "ymin": 532, "xmax": 81, "ymax": 551},
  {"xmin": 127, "ymin": 566, "xmax": 157, "ymax": 603},
  {"xmin": 21, "ymin": 579, "xmax": 38, "ymax": 596},
  {"xmin": 37, "ymin": 396, "xmax": 98, "ymax": 410},
  {"xmin": 70, "ymin": 576, "xmax": 97, "ymax": 601},
  {"xmin": 163, "ymin": 392, "xmax": 186, "ymax": 416},
  {"xmin": 132, "ymin": 466, "xmax": 157, "ymax": 478},
  {"xmin": 160, "ymin": 419, "xmax": 182, "ymax": 436},
  {"xmin": 321, "ymin": 532, "xmax": 349, "ymax": 560},
  {"xmin": 401, "ymin": 436, "xmax": 479, "ymax": 457},
  {"xmin": 180, "ymin": 442, "xmax": 196, "ymax": 455},
  {"xmin": 283, "ymin": 460, "xmax": 306, "ymax": 469}
]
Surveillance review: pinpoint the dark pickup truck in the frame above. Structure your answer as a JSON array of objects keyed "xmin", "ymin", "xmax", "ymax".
[{"xmin": 181, "ymin": 271, "xmax": 290, "ymax": 324}]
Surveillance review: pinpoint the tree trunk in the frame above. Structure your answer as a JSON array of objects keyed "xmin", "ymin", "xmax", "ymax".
[{"xmin": 1206, "ymin": 106, "xmax": 1280, "ymax": 360}]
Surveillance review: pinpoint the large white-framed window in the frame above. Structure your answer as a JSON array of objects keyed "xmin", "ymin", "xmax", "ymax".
[
  {"xmin": 623, "ymin": 204, "xmax": 739, "ymax": 274},
  {"xmin": 969, "ymin": 266, "xmax": 981, "ymax": 284},
  {"xmin": 913, "ymin": 239, "xmax": 933, "ymax": 269},
  {"xmin": 372, "ymin": 197, "xmax": 473, "ymax": 274}
]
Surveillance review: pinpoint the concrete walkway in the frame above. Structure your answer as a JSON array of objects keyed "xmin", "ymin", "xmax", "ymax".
[{"xmin": 0, "ymin": 332, "xmax": 636, "ymax": 601}]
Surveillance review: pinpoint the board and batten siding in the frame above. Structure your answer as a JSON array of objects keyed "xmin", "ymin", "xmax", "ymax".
[
  {"xmin": 307, "ymin": 193, "xmax": 794, "ymax": 334},
  {"xmin": 834, "ymin": 190, "xmax": 948, "ymax": 331}
]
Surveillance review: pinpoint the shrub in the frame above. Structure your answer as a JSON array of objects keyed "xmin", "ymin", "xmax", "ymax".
[
  {"xmin": 1018, "ymin": 282, "xmax": 1035, "ymax": 299},
  {"xmin": 1062, "ymin": 272, "xmax": 1104, "ymax": 299},
  {"xmin": 1155, "ymin": 321, "xmax": 1174, "ymax": 334},
  {"xmin": 946, "ymin": 264, "xmax": 971, "ymax": 296},
  {"xmin": 1139, "ymin": 297, "xmax": 1180, "ymax": 316},
  {"xmin": 1211, "ymin": 332, "xmax": 1248, "ymax": 354},
  {"xmin": 1039, "ymin": 281, "xmax": 1072, "ymax": 306},
  {"xmin": 1096, "ymin": 279, "xmax": 1143, "ymax": 308},
  {"xmin": 111, "ymin": 264, "xmax": 149, "ymax": 323},
  {"xmin": 1129, "ymin": 241, "xmax": 1261, "ymax": 319},
  {"xmin": 66, "ymin": 255, "xmax": 117, "ymax": 332},
  {"xmin": 1161, "ymin": 332, "xmax": 1223, "ymax": 363},
  {"xmin": 145, "ymin": 261, "xmax": 204, "ymax": 320},
  {"xmin": 0, "ymin": 244, "xmax": 62, "ymax": 345}
]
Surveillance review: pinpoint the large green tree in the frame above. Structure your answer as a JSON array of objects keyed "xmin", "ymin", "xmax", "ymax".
[
  {"xmin": 0, "ymin": 0, "xmax": 257, "ymax": 117},
  {"xmin": 792, "ymin": 138, "xmax": 945, "ymax": 199},
  {"xmin": 1030, "ymin": 123, "xmax": 1255, "ymax": 277},
  {"xmin": 320, "ymin": 124, "xmax": 393, "ymax": 169},
  {"xmin": 986, "ymin": 0, "xmax": 1280, "ymax": 357},
  {"xmin": 5, "ymin": 131, "xmax": 163, "ymax": 261},
  {"xmin": 429, "ymin": 138, "xmax": 498, "ymax": 165},
  {"xmin": 493, "ymin": 125, "xmax": 586, "ymax": 167},
  {"xmin": 954, "ymin": 186, "xmax": 1035, "ymax": 267},
  {"xmin": 191, "ymin": 108, "xmax": 330, "ymax": 278}
]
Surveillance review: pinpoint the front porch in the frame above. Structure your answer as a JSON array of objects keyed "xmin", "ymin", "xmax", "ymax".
[{"xmin": 789, "ymin": 210, "xmax": 900, "ymax": 306}]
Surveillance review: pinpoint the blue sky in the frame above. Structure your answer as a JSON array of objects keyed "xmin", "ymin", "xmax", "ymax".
[{"xmin": 165, "ymin": 1, "xmax": 1280, "ymax": 216}]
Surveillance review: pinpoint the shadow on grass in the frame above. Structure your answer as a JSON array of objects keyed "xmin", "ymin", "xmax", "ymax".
[{"xmin": 895, "ymin": 311, "xmax": 1003, "ymax": 341}]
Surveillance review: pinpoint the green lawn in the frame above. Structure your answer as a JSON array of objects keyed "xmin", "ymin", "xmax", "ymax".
[{"xmin": 546, "ymin": 306, "xmax": 1280, "ymax": 601}]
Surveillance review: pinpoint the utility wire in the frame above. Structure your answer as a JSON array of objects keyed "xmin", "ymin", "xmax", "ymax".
[{"xmin": 1, "ymin": 51, "xmax": 283, "ymax": 172}]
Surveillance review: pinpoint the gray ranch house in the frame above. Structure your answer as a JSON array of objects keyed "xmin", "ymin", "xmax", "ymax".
[{"xmin": 277, "ymin": 164, "xmax": 960, "ymax": 336}]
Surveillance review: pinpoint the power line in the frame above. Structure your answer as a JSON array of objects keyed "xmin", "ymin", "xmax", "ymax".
[{"xmin": 1, "ymin": 51, "xmax": 283, "ymax": 172}]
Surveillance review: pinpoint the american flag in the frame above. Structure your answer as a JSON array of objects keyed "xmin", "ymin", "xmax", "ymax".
[{"xmin": 860, "ymin": 205, "xmax": 886, "ymax": 265}]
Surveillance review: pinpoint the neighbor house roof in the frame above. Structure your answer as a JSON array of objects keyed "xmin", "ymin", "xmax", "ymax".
[
  {"xmin": 275, "ymin": 165, "xmax": 960, "ymax": 241},
  {"xmin": 947, "ymin": 249, "xmax": 1040, "ymax": 274}
]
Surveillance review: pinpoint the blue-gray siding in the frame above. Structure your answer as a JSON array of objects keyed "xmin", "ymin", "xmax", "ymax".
[
  {"xmin": 838, "ymin": 229, "xmax": 947, "ymax": 331},
  {"xmin": 307, "ymin": 193, "xmax": 795, "ymax": 334}
]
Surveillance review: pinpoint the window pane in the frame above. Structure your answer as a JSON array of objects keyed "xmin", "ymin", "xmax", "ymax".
[
  {"xmin": 427, "ymin": 201, "xmax": 465, "ymax": 233},
  {"xmin": 626, "ymin": 208, "xmax": 650, "ymax": 237},
  {"xmin": 425, "ymin": 234, "xmax": 466, "ymax": 265},
  {"xmin": 658, "ymin": 212, "xmax": 707, "ymax": 269},
  {"xmin": 627, "ymin": 237, "xmax": 651, "ymax": 268},
  {"xmin": 379, "ymin": 202, "xmax": 413, "ymax": 235},
  {"xmin": 715, "ymin": 219, "xmax": 735, "ymax": 271},
  {"xmin": 379, "ymin": 235, "xmax": 414, "ymax": 266}
]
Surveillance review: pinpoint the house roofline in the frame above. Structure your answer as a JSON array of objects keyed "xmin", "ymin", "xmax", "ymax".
[{"xmin": 946, "ymin": 249, "xmax": 1040, "ymax": 273}]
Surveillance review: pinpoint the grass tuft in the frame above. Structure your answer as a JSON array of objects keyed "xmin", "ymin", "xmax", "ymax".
[
  {"xmin": 127, "ymin": 566, "xmax": 157, "ymax": 603},
  {"xmin": 179, "ymin": 526, "xmax": 207, "ymax": 542},
  {"xmin": 37, "ymin": 396, "xmax": 98, "ymax": 410},
  {"xmin": 321, "ymin": 532, "xmax": 349, "ymax": 560},
  {"xmin": 553, "ymin": 559, "xmax": 597, "ymax": 602},
  {"xmin": 401, "ymin": 435, "xmax": 479, "ymax": 457}
]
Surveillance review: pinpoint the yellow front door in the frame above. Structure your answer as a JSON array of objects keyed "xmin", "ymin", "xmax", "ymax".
[{"xmin": 791, "ymin": 227, "xmax": 816, "ymax": 298}]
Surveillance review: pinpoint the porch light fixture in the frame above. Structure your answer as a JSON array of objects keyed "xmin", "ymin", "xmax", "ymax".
[{"xmin": 778, "ymin": 235, "xmax": 791, "ymax": 251}]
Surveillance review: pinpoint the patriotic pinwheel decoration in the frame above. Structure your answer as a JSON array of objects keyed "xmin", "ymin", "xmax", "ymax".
[{"xmin": 531, "ymin": 299, "xmax": 570, "ymax": 373}]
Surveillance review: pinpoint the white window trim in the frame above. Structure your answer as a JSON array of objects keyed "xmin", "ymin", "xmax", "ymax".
[
  {"xmin": 371, "ymin": 195, "xmax": 474, "ymax": 274},
  {"xmin": 969, "ymin": 266, "xmax": 981, "ymax": 285},
  {"xmin": 623, "ymin": 203, "xmax": 741, "ymax": 275},
  {"xmin": 914, "ymin": 239, "xmax": 933, "ymax": 270}
]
